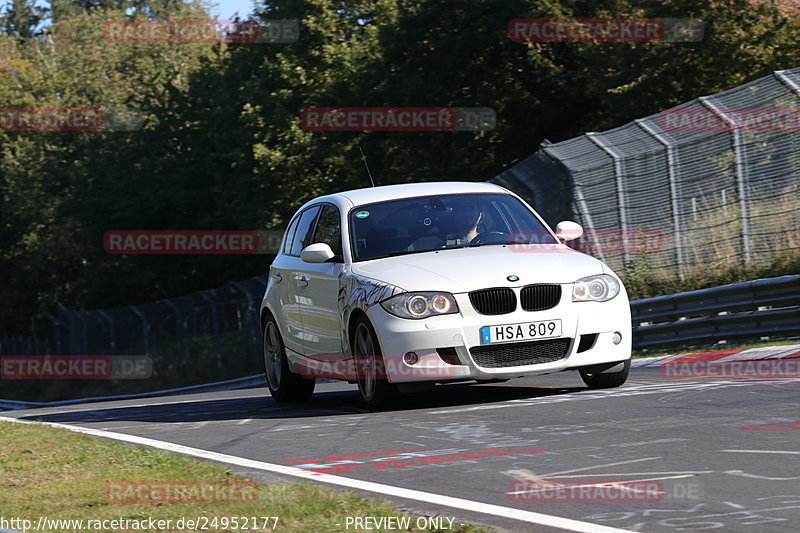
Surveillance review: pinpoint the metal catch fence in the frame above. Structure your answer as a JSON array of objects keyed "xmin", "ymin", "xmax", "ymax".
[{"xmin": 493, "ymin": 68, "xmax": 800, "ymax": 279}]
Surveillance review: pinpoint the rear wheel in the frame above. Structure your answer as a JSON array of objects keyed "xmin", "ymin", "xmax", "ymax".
[
  {"xmin": 263, "ymin": 313, "xmax": 315, "ymax": 402},
  {"xmin": 352, "ymin": 316, "xmax": 397, "ymax": 409},
  {"xmin": 580, "ymin": 359, "xmax": 630, "ymax": 389}
]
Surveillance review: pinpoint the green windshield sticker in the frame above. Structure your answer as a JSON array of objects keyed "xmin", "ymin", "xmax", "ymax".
[{"xmin": 355, "ymin": 211, "xmax": 370, "ymax": 219}]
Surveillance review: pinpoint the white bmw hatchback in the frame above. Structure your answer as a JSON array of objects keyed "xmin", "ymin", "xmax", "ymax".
[{"xmin": 260, "ymin": 182, "xmax": 631, "ymax": 407}]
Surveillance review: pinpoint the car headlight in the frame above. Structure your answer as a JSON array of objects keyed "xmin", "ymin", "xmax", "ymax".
[
  {"xmin": 380, "ymin": 292, "xmax": 459, "ymax": 319},
  {"xmin": 572, "ymin": 275, "xmax": 620, "ymax": 302}
]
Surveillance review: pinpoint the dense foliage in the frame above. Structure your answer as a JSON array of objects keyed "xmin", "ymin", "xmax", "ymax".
[{"xmin": 1, "ymin": 0, "xmax": 798, "ymax": 332}]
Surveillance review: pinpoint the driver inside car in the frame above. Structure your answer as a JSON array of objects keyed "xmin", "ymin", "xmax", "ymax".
[
  {"xmin": 406, "ymin": 198, "xmax": 486, "ymax": 251},
  {"xmin": 446, "ymin": 201, "xmax": 484, "ymax": 246}
]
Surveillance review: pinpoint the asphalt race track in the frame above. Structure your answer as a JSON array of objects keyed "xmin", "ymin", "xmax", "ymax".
[{"xmin": 3, "ymin": 366, "xmax": 800, "ymax": 533}]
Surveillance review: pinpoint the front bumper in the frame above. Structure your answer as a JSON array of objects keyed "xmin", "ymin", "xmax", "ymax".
[{"xmin": 366, "ymin": 286, "xmax": 631, "ymax": 383}]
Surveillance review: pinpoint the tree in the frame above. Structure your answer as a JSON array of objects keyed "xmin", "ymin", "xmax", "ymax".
[
  {"xmin": 49, "ymin": 0, "xmax": 195, "ymax": 21},
  {"xmin": 1, "ymin": 0, "xmax": 799, "ymax": 333},
  {"xmin": 1, "ymin": 0, "xmax": 46, "ymax": 38}
]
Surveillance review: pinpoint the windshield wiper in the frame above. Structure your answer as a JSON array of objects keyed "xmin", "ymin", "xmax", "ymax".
[
  {"xmin": 368, "ymin": 242, "xmax": 524, "ymax": 259},
  {"xmin": 368, "ymin": 250, "xmax": 425, "ymax": 260},
  {"xmin": 466, "ymin": 241, "xmax": 515, "ymax": 248}
]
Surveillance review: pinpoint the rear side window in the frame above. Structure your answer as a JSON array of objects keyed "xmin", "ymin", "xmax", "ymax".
[
  {"xmin": 312, "ymin": 204, "xmax": 343, "ymax": 258},
  {"xmin": 282, "ymin": 216, "xmax": 301, "ymax": 254},
  {"xmin": 289, "ymin": 205, "xmax": 321, "ymax": 256}
]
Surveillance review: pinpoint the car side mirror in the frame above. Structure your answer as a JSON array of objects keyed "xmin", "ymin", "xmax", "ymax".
[
  {"xmin": 555, "ymin": 221, "xmax": 583, "ymax": 242},
  {"xmin": 300, "ymin": 243, "xmax": 335, "ymax": 263}
]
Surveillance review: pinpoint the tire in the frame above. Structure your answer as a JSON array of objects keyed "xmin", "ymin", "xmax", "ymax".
[
  {"xmin": 352, "ymin": 316, "xmax": 397, "ymax": 409},
  {"xmin": 263, "ymin": 313, "xmax": 315, "ymax": 402},
  {"xmin": 579, "ymin": 359, "xmax": 630, "ymax": 389}
]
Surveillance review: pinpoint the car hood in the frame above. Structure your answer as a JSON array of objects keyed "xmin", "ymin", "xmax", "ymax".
[{"xmin": 350, "ymin": 245, "xmax": 607, "ymax": 293}]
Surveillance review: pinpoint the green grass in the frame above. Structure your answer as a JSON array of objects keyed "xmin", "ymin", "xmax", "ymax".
[
  {"xmin": 0, "ymin": 422, "xmax": 493, "ymax": 533},
  {"xmin": 623, "ymin": 248, "xmax": 800, "ymax": 301}
]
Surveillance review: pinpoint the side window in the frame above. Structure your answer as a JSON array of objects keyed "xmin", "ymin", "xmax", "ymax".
[
  {"xmin": 289, "ymin": 205, "xmax": 321, "ymax": 256},
  {"xmin": 312, "ymin": 204, "xmax": 343, "ymax": 258},
  {"xmin": 282, "ymin": 215, "xmax": 301, "ymax": 254}
]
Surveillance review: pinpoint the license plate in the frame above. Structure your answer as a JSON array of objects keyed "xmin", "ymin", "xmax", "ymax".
[{"xmin": 480, "ymin": 320, "xmax": 562, "ymax": 344}]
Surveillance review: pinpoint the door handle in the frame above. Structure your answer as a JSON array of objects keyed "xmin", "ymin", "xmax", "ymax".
[
  {"xmin": 296, "ymin": 277, "xmax": 309, "ymax": 287},
  {"xmin": 272, "ymin": 274, "xmax": 283, "ymax": 283}
]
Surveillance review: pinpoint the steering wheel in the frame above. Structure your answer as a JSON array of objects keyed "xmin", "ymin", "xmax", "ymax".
[{"xmin": 469, "ymin": 231, "xmax": 509, "ymax": 245}]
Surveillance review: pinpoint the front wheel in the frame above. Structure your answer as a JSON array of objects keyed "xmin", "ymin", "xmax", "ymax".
[
  {"xmin": 580, "ymin": 359, "xmax": 630, "ymax": 389},
  {"xmin": 352, "ymin": 316, "xmax": 397, "ymax": 409},
  {"xmin": 263, "ymin": 314, "xmax": 315, "ymax": 402}
]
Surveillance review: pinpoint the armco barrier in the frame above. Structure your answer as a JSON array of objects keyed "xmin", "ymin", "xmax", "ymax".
[
  {"xmin": 631, "ymin": 275, "xmax": 800, "ymax": 348},
  {"xmin": 2, "ymin": 276, "xmax": 797, "ymax": 405}
]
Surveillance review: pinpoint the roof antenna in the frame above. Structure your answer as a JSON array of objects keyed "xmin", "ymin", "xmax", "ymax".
[{"xmin": 359, "ymin": 145, "xmax": 376, "ymax": 187}]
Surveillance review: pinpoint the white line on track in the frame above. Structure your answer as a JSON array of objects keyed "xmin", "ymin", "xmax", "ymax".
[
  {"xmin": 717, "ymin": 449, "xmax": 800, "ymax": 455},
  {"xmin": 551, "ymin": 471, "xmax": 713, "ymax": 478},
  {"xmin": 0, "ymin": 416, "xmax": 630, "ymax": 533},
  {"xmin": 723, "ymin": 470, "xmax": 800, "ymax": 480},
  {"xmin": 541, "ymin": 457, "xmax": 661, "ymax": 477}
]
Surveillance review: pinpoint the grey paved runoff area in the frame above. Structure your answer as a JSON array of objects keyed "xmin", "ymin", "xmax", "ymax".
[{"xmin": 3, "ymin": 367, "xmax": 800, "ymax": 533}]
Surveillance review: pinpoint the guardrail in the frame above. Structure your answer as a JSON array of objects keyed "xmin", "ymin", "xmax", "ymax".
[
  {"xmin": 1, "ymin": 276, "xmax": 797, "ymax": 409},
  {"xmin": 631, "ymin": 275, "xmax": 800, "ymax": 348}
]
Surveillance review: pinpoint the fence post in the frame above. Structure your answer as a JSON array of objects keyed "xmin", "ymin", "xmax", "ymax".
[
  {"xmin": 198, "ymin": 291, "xmax": 221, "ymax": 370},
  {"xmin": 163, "ymin": 299, "xmax": 187, "ymax": 358},
  {"xmin": 541, "ymin": 145, "xmax": 607, "ymax": 262},
  {"xmin": 62, "ymin": 307, "xmax": 89, "ymax": 356},
  {"xmin": 698, "ymin": 95, "xmax": 751, "ymax": 266},
  {"xmin": 43, "ymin": 311, "xmax": 62, "ymax": 355},
  {"xmin": 97, "ymin": 310, "xmax": 116, "ymax": 355},
  {"xmin": 231, "ymin": 281, "xmax": 258, "ymax": 316},
  {"xmin": 199, "ymin": 292, "xmax": 220, "ymax": 336},
  {"xmin": 774, "ymin": 69, "xmax": 800, "ymax": 96},
  {"xmin": 586, "ymin": 132, "xmax": 630, "ymax": 265},
  {"xmin": 232, "ymin": 280, "xmax": 261, "ymax": 358},
  {"xmin": 635, "ymin": 118, "xmax": 686, "ymax": 279}
]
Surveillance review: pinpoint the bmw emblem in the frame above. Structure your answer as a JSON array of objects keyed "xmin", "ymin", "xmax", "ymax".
[{"xmin": 507, "ymin": 275, "xmax": 520, "ymax": 282}]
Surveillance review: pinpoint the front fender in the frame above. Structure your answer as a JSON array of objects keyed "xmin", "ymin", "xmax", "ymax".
[{"xmin": 338, "ymin": 268, "xmax": 406, "ymax": 355}]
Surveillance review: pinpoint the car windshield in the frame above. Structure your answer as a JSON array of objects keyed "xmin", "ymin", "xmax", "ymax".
[{"xmin": 349, "ymin": 193, "xmax": 558, "ymax": 262}]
